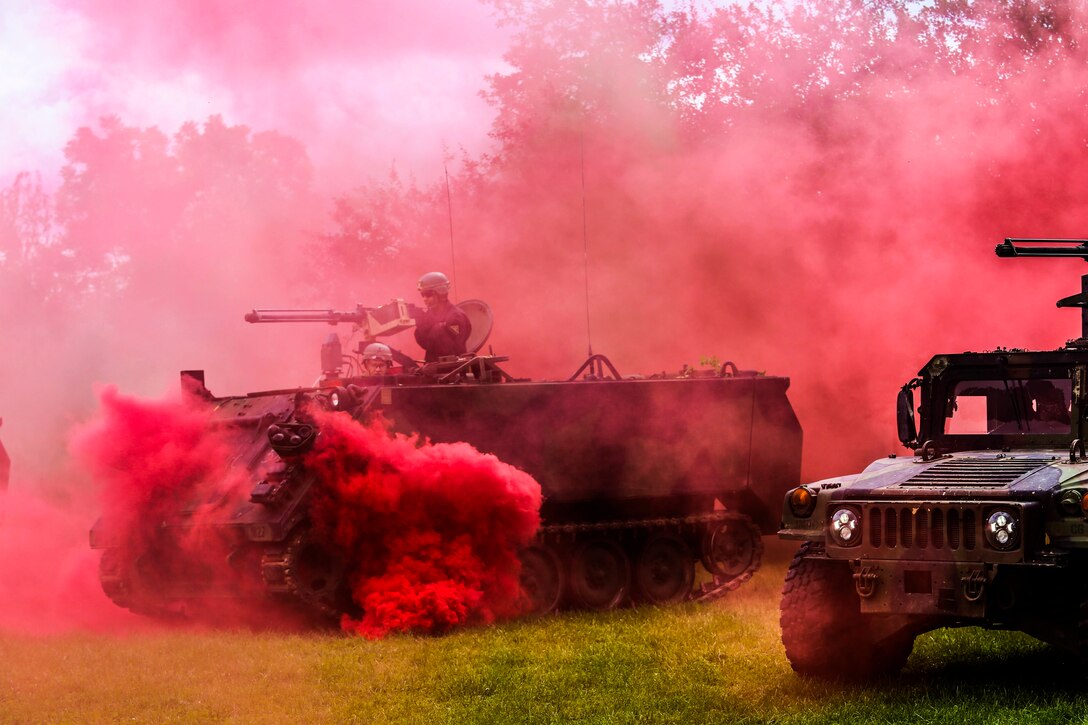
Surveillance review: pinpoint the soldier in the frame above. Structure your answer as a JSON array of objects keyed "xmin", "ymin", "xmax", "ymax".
[
  {"xmin": 414, "ymin": 272, "xmax": 471, "ymax": 363},
  {"xmin": 361, "ymin": 342, "xmax": 394, "ymax": 376}
]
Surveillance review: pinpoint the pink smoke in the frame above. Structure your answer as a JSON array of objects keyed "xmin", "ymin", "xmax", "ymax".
[
  {"xmin": 23, "ymin": 0, "xmax": 511, "ymax": 188},
  {"xmin": 5, "ymin": 1, "xmax": 1088, "ymax": 638},
  {"xmin": 0, "ymin": 487, "xmax": 144, "ymax": 635}
]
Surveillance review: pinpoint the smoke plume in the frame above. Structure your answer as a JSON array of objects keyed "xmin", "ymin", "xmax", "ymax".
[
  {"xmin": 303, "ymin": 410, "xmax": 541, "ymax": 636},
  {"xmin": 0, "ymin": 486, "xmax": 142, "ymax": 635},
  {"xmin": 58, "ymin": 387, "xmax": 540, "ymax": 636}
]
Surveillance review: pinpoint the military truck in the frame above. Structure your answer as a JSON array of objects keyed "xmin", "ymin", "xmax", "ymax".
[
  {"xmin": 90, "ymin": 299, "xmax": 803, "ymax": 622},
  {"xmin": 779, "ymin": 239, "xmax": 1088, "ymax": 681}
]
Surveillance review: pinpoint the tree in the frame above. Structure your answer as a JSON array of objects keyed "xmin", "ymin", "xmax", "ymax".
[
  {"xmin": 315, "ymin": 171, "xmax": 448, "ymax": 300},
  {"xmin": 48, "ymin": 116, "xmax": 324, "ymax": 309},
  {"xmin": 0, "ymin": 172, "xmax": 60, "ymax": 301}
]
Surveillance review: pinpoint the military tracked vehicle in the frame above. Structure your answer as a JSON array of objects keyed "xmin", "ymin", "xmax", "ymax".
[
  {"xmin": 780, "ymin": 238, "xmax": 1088, "ymax": 681},
  {"xmin": 90, "ymin": 298, "xmax": 802, "ymax": 622}
]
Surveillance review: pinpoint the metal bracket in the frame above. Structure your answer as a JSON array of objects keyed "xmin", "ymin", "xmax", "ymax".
[
  {"xmin": 568, "ymin": 354, "xmax": 622, "ymax": 381},
  {"xmin": 961, "ymin": 568, "xmax": 987, "ymax": 602},
  {"xmin": 853, "ymin": 563, "xmax": 879, "ymax": 599},
  {"xmin": 996, "ymin": 239, "xmax": 1088, "ymax": 339}
]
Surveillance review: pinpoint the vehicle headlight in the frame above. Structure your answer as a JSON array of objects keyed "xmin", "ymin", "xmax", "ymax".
[
  {"xmin": 329, "ymin": 386, "xmax": 355, "ymax": 411},
  {"xmin": 985, "ymin": 509, "xmax": 1019, "ymax": 551},
  {"xmin": 788, "ymin": 486, "xmax": 817, "ymax": 518},
  {"xmin": 829, "ymin": 507, "xmax": 861, "ymax": 547}
]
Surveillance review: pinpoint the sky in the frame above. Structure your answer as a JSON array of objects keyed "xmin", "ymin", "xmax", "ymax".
[{"xmin": 0, "ymin": 0, "xmax": 509, "ymax": 189}]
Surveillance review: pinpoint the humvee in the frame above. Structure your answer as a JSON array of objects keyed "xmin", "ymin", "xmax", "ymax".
[{"xmin": 779, "ymin": 238, "xmax": 1088, "ymax": 680}]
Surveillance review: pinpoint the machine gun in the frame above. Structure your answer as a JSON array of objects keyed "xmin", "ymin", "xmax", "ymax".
[
  {"xmin": 244, "ymin": 299, "xmax": 418, "ymax": 339},
  {"xmin": 245, "ymin": 299, "xmax": 420, "ymax": 379},
  {"xmin": 245, "ymin": 298, "xmax": 496, "ymax": 381},
  {"xmin": 996, "ymin": 238, "xmax": 1088, "ymax": 341}
]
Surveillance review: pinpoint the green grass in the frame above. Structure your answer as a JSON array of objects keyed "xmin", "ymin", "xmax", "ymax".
[{"xmin": 3, "ymin": 541, "xmax": 1088, "ymax": 724}]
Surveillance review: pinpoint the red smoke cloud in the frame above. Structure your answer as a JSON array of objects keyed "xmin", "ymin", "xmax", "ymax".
[
  {"xmin": 71, "ymin": 386, "xmax": 248, "ymax": 551},
  {"xmin": 63, "ymin": 387, "xmax": 540, "ymax": 636},
  {"xmin": 69, "ymin": 386, "xmax": 274, "ymax": 626},
  {"xmin": 302, "ymin": 410, "xmax": 541, "ymax": 637}
]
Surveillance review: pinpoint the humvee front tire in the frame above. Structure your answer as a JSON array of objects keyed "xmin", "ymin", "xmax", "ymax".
[{"xmin": 780, "ymin": 543, "xmax": 914, "ymax": 682}]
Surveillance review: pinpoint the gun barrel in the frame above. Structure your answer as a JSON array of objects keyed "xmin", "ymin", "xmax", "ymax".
[
  {"xmin": 997, "ymin": 238, "xmax": 1088, "ymax": 260},
  {"xmin": 244, "ymin": 309, "xmax": 366, "ymax": 325}
]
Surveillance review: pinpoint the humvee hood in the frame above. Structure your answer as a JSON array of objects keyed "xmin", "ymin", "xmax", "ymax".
[{"xmin": 835, "ymin": 453, "xmax": 1063, "ymax": 499}]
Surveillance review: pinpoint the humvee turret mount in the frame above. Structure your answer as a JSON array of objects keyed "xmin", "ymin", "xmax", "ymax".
[{"xmin": 779, "ymin": 239, "xmax": 1088, "ymax": 681}]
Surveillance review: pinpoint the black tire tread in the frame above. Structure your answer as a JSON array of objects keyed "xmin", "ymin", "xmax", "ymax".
[{"xmin": 780, "ymin": 542, "xmax": 913, "ymax": 682}]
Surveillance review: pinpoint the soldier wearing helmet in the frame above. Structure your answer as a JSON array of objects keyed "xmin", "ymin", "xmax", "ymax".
[
  {"xmin": 414, "ymin": 271, "xmax": 472, "ymax": 363},
  {"xmin": 361, "ymin": 342, "xmax": 394, "ymax": 376}
]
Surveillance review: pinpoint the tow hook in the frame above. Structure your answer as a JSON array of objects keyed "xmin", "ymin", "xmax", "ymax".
[
  {"xmin": 962, "ymin": 569, "xmax": 987, "ymax": 602},
  {"xmin": 852, "ymin": 563, "xmax": 879, "ymax": 598}
]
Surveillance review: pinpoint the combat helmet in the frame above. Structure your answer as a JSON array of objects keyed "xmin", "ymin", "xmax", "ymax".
[
  {"xmin": 362, "ymin": 342, "xmax": 393, "ymax": 362},
  {"xmin": 417, "ymin": 272, "xmax": 451, "ymax": 297}
]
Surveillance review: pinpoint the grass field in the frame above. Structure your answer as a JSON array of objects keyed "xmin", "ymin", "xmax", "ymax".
[{"xmin": 3, "ymin": 540, "xmax": 1087, "ymax": 724}]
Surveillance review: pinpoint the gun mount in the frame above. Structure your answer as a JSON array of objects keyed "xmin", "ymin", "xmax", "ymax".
[{"xmin": 996, "ymin": 238, "xmax": 1088, "ymax": 342}]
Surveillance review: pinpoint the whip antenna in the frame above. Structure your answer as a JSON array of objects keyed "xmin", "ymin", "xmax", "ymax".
[
  {"xmin": 580, "ymin": 132, "xmax": 593, "ymax": 357},
  {"xmin": 444, "ymin": 160, "xmax": 459, "ymax": 302}
]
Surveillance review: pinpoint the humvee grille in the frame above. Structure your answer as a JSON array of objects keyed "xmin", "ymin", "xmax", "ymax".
[
  {"xmin": 902, "ymin": 459, "xmax": 1045, "ymax": 488},
  {"xmin": 865, "ymin": 505, "xmax": 978, "ymax": 552}
]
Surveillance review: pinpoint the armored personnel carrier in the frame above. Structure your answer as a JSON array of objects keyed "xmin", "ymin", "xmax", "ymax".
[
  {"xmin": 780, "ymin": 239, "xmax": 1088, "ymax": 680},
  {"xmin": 90, "ymin": 298, "xmax": 802, "ymax": 622}
]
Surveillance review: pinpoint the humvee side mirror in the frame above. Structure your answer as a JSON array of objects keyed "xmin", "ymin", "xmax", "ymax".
[{"xmin": 897, "ymin": 385, "xmax": 918, "ymax": 446}]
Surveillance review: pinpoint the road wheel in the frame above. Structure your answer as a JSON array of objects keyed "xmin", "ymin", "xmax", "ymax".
[
  {"xmin": 569, "ymin": 537, "xmax": 631, "ymax": 611},
  {"xmin": 519, "ymin": 545, "xmax": 565, "ymax": 615},
  {"xmin": 701, "ymin": 516, "xmax": 762, "ymax": 581},
  {"xmin": 98, "ymin": 548, "xmax": 181, "ymax": 618},
  {"xmin": 634, "ymin": 534, "xmax": 694, "ymax": 605},
  {"xmin": 780, "ymin": 543, "xmax": 914, "ymax": 682},
  {"xmin": 282, "ymin": 528, "xmax": 349, "ymax": 621}
]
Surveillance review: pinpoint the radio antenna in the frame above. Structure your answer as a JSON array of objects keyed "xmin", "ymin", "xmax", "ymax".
[
  {"xmin": 580, "ymin": 132, "xmax": 593, "ymax": 357},
  {"xmin": 444, "ymin": 160, "xmax": 459, "ymax": 302}
]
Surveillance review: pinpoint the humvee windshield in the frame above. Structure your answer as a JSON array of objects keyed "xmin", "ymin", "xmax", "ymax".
[{"xmin": 944, "ymin": 377, "xmax": 1073, "ymax": 436}]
